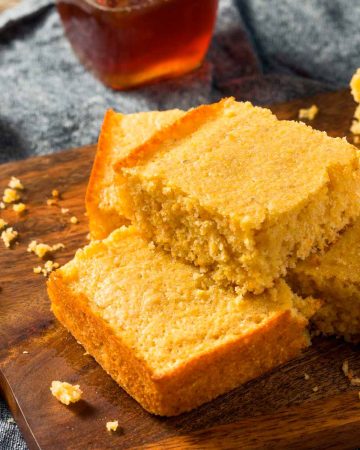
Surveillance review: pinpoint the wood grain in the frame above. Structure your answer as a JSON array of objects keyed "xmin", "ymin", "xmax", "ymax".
[{"xmin": 1, "ymin": 90, "xmax": 360, "ymax": 450}]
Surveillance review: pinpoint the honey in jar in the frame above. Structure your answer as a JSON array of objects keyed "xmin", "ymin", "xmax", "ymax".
[{"xmin": 56, "ymin": 0, "xmax": 218, "ymax": 90}]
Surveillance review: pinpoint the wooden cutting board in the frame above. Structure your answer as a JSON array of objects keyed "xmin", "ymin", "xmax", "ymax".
[{"xmin": 1, "ymin": 90, "xmax": 360, "ymax": 450}]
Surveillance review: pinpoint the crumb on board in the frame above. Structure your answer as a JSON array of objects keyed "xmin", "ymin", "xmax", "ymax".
[
  {"xmin": 106, "ymin": 421, "xmax": 119, "ymax": 432},
  {"xmin": 12, "ymin": 203, "xmax": 27, "ymax": 213},
  {"xmin": 0, "ymin": 202, "xmax": 5, "ymax": 209},
  {"xmin": 50, "ymin": 381, "xmax": 82, "ymax": 405},
  {"xmin": 342, "ymin": 360, "xmax": 350, "ymax": 377},
  {"xmin": 0, "ymin": 218, "xmax": 8, "ymax": 231},
  {"xmin": 33, "ymin": 261, "xmax": 60, "ymax": 276},
  {"xmin": 86, "ymin": 233, "xmax": 91, "ymax": 240},
  {"xmin": 2, "ymin": 188, "xmax": 20, "ymax": 204},
  {"xmin": 298, "ymin": 104, "xmax": 319, "ymax": 121},
  {"xmin": 1, "ymin": 227, "xmax": 18, "ymax": 248},
  {"xmin": 312, "ymin": 386, "xmax": 319, "ymax": 392},
  {"xmin": 304, "ymin": 373, "xmax": 310, "ymax": 381},
  {"xmin": 70, "ymin": 216, "xmax": 78, "ymax": 224},
  {"xmin": 27, "ymin": 240, "xmax": 64, "ymax": 259},
  {"xmin": 52, "ymin": 189, "xmax": 60, "ymax": 198},
  {"xmin": 8, "ymin": 176, "xmax": 24, "ymax": 190},
  {"xmin": 350, "ymin": 378, "xmax": 360, "ymax": 386},
  {"xmin": 353, "ymin": 135, "xmax": 360, "ymax": 144},
  {"xmin": 23, "ymin": 351, "xmax": 29, "ymax": 354},
  {"xmin": 47, "ymin": 198, "xmax": 58, "ymax": 206},
  {"xmin": 61, "ymin": 207, "xmax": 69, "ymax": 214}
]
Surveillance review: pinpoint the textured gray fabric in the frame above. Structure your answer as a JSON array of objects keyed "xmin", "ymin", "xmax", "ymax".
[{"xmin": 0, "ymin": 0, "xmax": 358, "ymax": 448}]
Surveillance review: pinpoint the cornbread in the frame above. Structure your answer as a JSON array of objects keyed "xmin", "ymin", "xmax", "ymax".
[
  {"xmin": 289, "ymin": 219, "xmax": 360, "ymax": 343},
  {"xmin": 48, "ymin": 226, "xmax": 319, "ymax": 416},
  {"xmin": 298, "ymin": 104, "xmax": 319, "ymax": 121},
  {"xmin": 115, "ymin": 98, "xmax": 360, "ymax": 292},
  {"xmin": 350, "ymin": 68, "xmax": 360, "ymax": 103},
  {"xmin": 50, "ymin": 381, "xmax": 82, "ymax": 405},
  {"xmin": 86, "ymin": 108, "xmax": 184, "ymax": 240}
]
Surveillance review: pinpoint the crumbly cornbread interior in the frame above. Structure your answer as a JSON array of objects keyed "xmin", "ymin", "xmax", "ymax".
[
  {"xmin": 57, "ymin": 226, "xmax": 317, "ymax": 376},
  {"xmin": 86, "ymin": 109, "xmax": 184, "ymax": 239},
  {"xmin": 117, "ymin": 98, "xmax": 360, "ymax": 293},
  {"xmin": 289, "ymin": 219, "xmax": 360, "ymax": 342}
]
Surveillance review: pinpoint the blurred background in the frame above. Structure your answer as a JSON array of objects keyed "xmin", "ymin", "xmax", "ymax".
[{"xmin": 1, "ymin": 0, "xmax": 360, "ymax": 448}]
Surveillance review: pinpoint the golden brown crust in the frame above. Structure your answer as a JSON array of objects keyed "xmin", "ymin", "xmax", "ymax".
[
  {"xmin": 86, "ymin": 110, "xmax": 129, "ymax": 239},
  {"xmin": 114, "ymin": 98, "xmax": 230, "ymax": 172},
  {"xmin": 48, "ymin": 271, "xmax": 310, "ymax": 416}
]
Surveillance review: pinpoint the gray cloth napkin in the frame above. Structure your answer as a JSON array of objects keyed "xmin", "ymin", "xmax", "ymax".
[{"xmin": 1, "ymin": 0, "xmax": 359, "ymax": 448}]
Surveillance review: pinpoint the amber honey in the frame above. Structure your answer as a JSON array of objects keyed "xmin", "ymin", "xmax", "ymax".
[{"xmin": 56, "ymin": 0, "xmax": 218, "ymax": 90}]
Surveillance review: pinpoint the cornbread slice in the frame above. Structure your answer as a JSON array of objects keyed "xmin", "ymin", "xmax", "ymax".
[
  {"xmin": 48, "ymin": 226, "xmax": 319, "ymax": 416},
  {"xmin": 289, "ymin": 219, "xmax": 360, "ymax": 343},
  {"xmin": 86, "ymin": 109, "xmax": 184, "ymax": 240},
  {"xmin": 115, "ymin": 97, "xmax": 360, "ymax": 293}
]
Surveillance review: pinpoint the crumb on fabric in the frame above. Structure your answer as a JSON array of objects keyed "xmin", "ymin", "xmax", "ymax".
[{"xmin": 27, "ymin": 240, "xmax": 64, "ymax": 259}]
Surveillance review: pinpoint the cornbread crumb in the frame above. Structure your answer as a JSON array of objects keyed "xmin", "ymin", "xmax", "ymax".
[
  {"xmin": 106, "ymin": 421, "xmax": 119, "ymax": 432},
  {"xmin": 2, "ymin": 188, "xmax": 20, "ymax": 204},
  {"xmin": 70, "ymin": 216, "xmax": 78, "ymax": 224},
  {"xmin": 350, "ymin": 68, "xmax": 360, "ymax": 103},
  {"xmin": 353, "ymin": 135, "xmax": 360, "ymax": 144},
  {"xmin": 7, "ymin": 418, "xmax": 15, "ymax": 424},
  {"xmin": 304, "ymin": 373, "xmax": 310, "ymax": 381},
  {"xmin": 12, "ymin": 203, "xmax": 27, "ymax": 213},
  {"xmin": 42, "ymin": 260, "xmax": 60, "ymax": 277},
  {"xmin": 50, "ymin": 381, "xmax": 82, "ymax": 405},
  {"xmin": 23, "ymin": 351, "xmax": 29, "ymax": 354},
  {"xmin": 8, "ymin": 176, "xmax": 24, "ymax": 190},
  {"xmin": 312, "ymin": 386, "xmax": 319, "ymax": 392},
  {"xmin": 1, "ymin": 227, "xmax": 18, "ymax": 248},
  {"xmin": 342, "ymin": 360, "xmax": 350, "ymax": 377},
  {"xmin": 27, "ymin": 240, "xmax": 64, "ymax": 259},
  {"xmin": 33, "ymin": 266, "xmax": 42, "ymax": 274},
  {"xmin": 61, "ymin": 208, "xmax": 69, "ymax": 214},
  {"xmin": 0, "ymin": 202, "xmax": 5, "ymax": 209},
  {"xmin": 47, "ymin": 198, "xmax": 58, "ymax": 206},
  {"xmin": 351, "ymin": 378, "xmax": 360, "ymax": 386},
  {"xmin": 86, "ymin": 233, "xmax": 91, "ymax": 240},
  {"xmin": 0, "ymin": 219, "xmax": 7, "ymax": 231},
  {"xmin": 52, "ymin": 189, "xmax": 60, "ymax": 198},
  {"xmin": 298, "ymin": 104, "xmax": 319, "ymax": 121}
]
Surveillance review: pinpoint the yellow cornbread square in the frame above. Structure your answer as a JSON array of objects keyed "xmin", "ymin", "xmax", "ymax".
[
  {"xmin": 115, "ymin": 98, "xmax": 360, "ymax": 293},
  {"xmin": 86, "ymin": 109, "xmax": 184, "ymax": 240},
  {"xmin": 47, "ymin": 226, "xmax": 319, "ymax": 416},
  {"xmin": 289, "ymin": 218, "xmax": 360, "ymax": 343}
]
